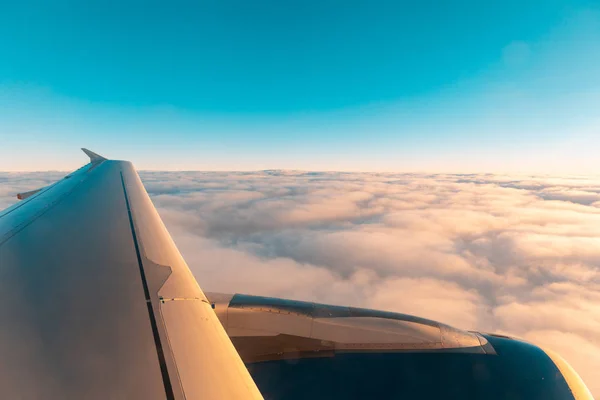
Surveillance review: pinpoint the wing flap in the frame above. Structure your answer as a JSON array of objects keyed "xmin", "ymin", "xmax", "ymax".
[{"xmin": 120, "ymin": 162, "xmax": 263, "ymax": 399}]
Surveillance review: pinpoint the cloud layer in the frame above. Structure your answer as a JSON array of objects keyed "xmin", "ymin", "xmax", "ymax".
[{"xmin": 1, "ymin": 170, "xmax": 599, "ymax": 395}]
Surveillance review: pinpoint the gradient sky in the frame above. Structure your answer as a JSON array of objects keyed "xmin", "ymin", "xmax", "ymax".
[{"xmin": 1, "ymin": 1, "xmax": 599, "ymax": 172}]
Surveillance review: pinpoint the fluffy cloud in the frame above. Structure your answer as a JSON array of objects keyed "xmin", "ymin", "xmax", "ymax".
[
  {"xmin": 1, "ymin": 170, "xmax": 599, "ymax": 395},
  {"xmin": 143, "ymin": 171, "xmax": 600, "ymax": 396}
]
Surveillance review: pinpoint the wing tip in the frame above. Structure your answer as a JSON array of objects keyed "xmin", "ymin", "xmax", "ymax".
[{"xmin": 81, "ymin": 148, "xmax": 107, "ymax": 163}]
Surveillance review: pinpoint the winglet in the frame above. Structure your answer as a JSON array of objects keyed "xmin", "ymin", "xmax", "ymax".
[{"xmin": 81, "ymin": 148, "xmax": 107, "ymax": 163}]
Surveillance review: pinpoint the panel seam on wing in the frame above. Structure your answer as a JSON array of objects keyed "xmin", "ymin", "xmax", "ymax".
[{"xmin": 160, "ymin": 297, "xmax": 209, "ymax": 303}]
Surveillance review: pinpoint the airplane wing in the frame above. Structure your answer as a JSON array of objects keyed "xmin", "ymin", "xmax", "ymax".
[
  {"xmin": 0, "ymin": 150, "xmax": 593, "ymax": 400},
  {"xmin": 0, "ymin": 151, "xmax": 262, "ymax": 399}
]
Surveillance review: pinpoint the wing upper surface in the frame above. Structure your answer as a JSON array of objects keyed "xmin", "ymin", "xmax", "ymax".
[{"xmin": 0, "ymin": 158, "xmax": 262, "ymax": 400}]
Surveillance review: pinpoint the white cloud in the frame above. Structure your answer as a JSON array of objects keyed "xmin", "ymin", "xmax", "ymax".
[
  {"xmin": 1, "ymin": 170, "xmax": 599, "ymax": 396},
  {"xmin": 143, "ymin": 171, "xmax": 600, "ymax": 395}
]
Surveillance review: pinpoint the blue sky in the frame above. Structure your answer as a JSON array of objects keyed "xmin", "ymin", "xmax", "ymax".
[{"xmin": 0, "ymin": 1, "xmax": 599, "ymax": 171}]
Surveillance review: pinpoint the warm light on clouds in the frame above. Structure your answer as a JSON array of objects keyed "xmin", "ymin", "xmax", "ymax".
[{"xmin": 2, "ymin": 170, "xmax": 599, "ymax": 396}]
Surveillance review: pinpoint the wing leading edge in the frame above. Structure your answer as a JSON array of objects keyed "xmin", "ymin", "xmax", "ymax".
[{"xmin": 0, "ymin": 151, "xmax": 262, "ymax": 400}]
